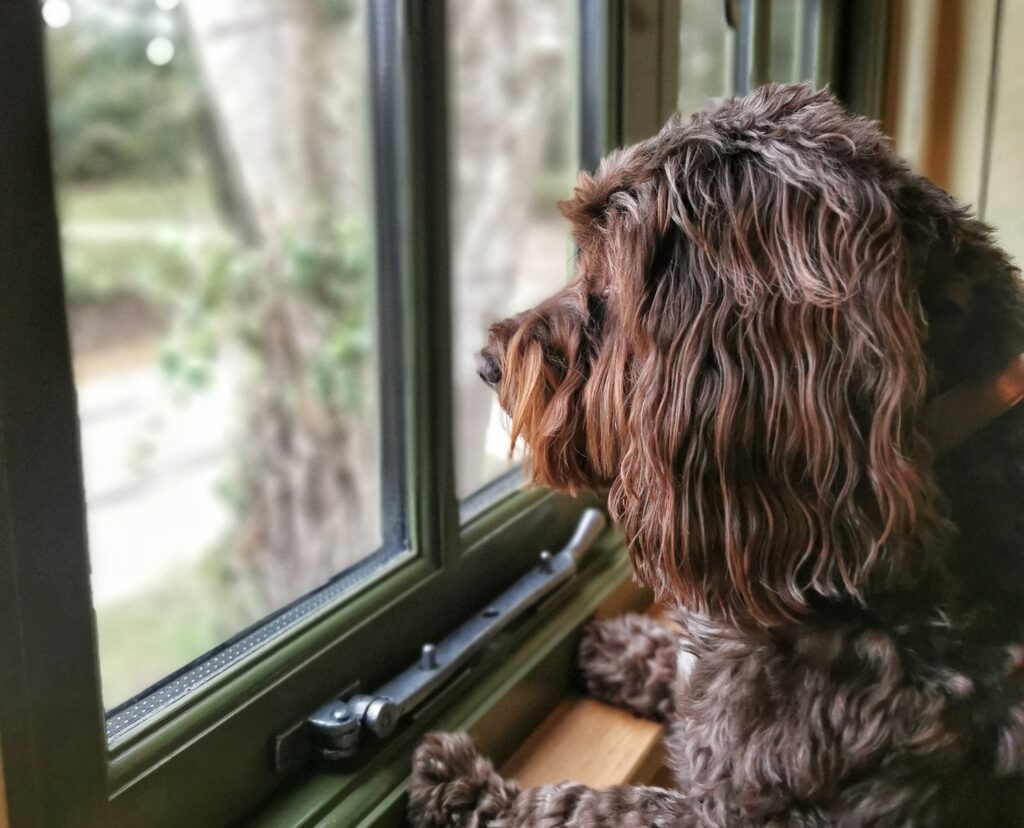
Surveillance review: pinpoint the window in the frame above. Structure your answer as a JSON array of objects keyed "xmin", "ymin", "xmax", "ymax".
[
  {"xmin": 983, "ymin": 2, "xmax": 1024, "ymax": 265},
  {"xmin": 677, "ymin": 0, "xmax": 733, "ymax": 114},
  {"xmin": 885, "ymin": 0, "xmax": 1024, "ymax": 269},
  {"xmin": 0, "ymin": 2, "xmax": 854, "ymax": 825},
  {"xmin": 2, "ymin": 1, "xmax": 615, "ymax": 824},
  {"xmin": 767, "ymin": 0, "xmax": 803, "ymax": 84},
  {"xmin": 48, "ymin": 0, "xmax": 395, "ymax": 715}
]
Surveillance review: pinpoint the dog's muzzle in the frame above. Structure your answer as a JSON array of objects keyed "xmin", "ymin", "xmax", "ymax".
[{"xmin": 477, "ymin": 350, "xmax": 502, "ymax": 389}]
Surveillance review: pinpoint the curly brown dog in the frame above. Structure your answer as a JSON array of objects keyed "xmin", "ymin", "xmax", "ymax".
[{"xmin": 409, "ymin": 84, "xmax": 1024, "ymax": 826}]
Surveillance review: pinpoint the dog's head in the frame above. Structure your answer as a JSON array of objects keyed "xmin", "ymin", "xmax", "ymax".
[{"xmin": 480, "ymin": 84, "xmax": 1024, "ymax": 627}]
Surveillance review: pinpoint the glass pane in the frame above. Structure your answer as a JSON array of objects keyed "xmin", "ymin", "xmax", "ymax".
[
  {"xmin": 677, "ymin": 0, "xmax": 733, "ymax": 116},
  {"xmin": 45, "ymin": 0, "xmax": 384, "ymax": 709},
  {"xmin": 450, "ymin": 0, "xmax": 578, "ymax": 499},
  {"xmin": 768, "ymin": 0, "xmax": 801, "ymax": 84}
]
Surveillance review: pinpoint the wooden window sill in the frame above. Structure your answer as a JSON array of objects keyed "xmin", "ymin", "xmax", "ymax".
[
  {"xmin": 501, "ymin": 696, "xmax": 666, "ymax": 788},
  {"xmin": 501, "ymin": 598, "xmax": 673, "ymax": 789}
]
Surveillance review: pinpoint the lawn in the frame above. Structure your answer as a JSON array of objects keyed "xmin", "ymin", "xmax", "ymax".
[
  {"xmin": 95, "ymin": 550, "xmax": 252, "ymax": 708},
  {"xmin": 57, "ymin": 177, "xmax": 224, "ymax": 312},
  {"xmin": 59, "ymin": 176, "xmax": 217, "ymax": 224}
]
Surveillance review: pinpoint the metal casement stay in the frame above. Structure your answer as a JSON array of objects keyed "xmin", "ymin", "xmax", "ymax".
[{"xmin": 274, "ymin": 508, "xmax": 607, "ymax": 771}]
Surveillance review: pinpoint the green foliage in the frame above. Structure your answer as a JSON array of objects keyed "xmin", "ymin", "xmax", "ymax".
[
  {"xmin": 316, "ymin": 0, "xmax": 361, "ymax": 24},
  {"xmin": 46, "ymin": 1, "xmax": 201, "ymax": 182},
  {"xmin": 159, "ymin": 218, "xmax": 375, "ymax": 411},
  {"xmin": 59, "ymin": 177, "xmax": 218, "ymax": 306},
  {"xmin": 288, "ymin": 221, "xmax": 375, "ymax": 409},
  {"xmin": 61, "ymin": 235, "xmax": 191, "ymax": 305}
]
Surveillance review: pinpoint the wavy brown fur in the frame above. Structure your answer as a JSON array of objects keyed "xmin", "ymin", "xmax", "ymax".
[
  {"xmin": 409, "ymin": 84, "xmax": 1024, "ymax": 826},
  {"xmin": 577, "ymin": 613, "xmax": 679, "ymax": 722}
]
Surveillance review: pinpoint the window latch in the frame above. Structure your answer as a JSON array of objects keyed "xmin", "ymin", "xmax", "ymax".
[{"xmin": 275, "ymin": 508, "xmax": 607, "ymax": 772}]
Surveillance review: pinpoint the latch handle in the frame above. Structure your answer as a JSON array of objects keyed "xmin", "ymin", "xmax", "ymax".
[
  {"xmin": 298, "ymin": 508, "xmax": 608, "ymax": 764},
  {"xmin": 564, "ymin": 507, "xmax": 607, "ymax": 563}
]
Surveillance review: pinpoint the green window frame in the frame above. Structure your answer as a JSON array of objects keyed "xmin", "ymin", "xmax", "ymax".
[{"xmin": 0, "ymin": 2, "xmax": 886, "ymax": 825}]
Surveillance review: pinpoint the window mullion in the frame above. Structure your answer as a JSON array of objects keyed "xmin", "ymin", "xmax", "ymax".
[
  {"xmin": 833, "ymin": 0, "xmax": 894, "ymax": 120},
  {"xmin": 619, "ymin": 0, "xmax": 687, "ymax": 145},
  {"xmin": 367, "ymin": 0, "xmax": 410, "ymax": 555},
  {"xmin": 0, "ymin": 2, "xmax": 108, "ymax": 825},
  {"xmin": 400, "ymin": 0, "xmax": 460, "ymax": 568}
]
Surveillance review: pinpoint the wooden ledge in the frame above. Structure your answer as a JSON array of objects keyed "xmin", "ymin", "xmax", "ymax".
[
  {"xmin": 500, "ymin": 696, "xmax": 665, "ymax": 788},
  {"xmin": 498, "ymin": 584, "xmax": 669, "ymax": 790}
]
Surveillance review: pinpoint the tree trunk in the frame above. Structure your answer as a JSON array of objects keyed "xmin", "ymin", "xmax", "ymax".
[{"xmin": 186, "ymin": 0, "xmax": 377, "ymax": 610}]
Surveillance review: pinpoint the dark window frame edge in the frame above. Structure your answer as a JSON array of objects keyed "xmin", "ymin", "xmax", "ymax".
[{"xmin": 0, "ymin": 2, "xmax": 108, "ymax": 825}]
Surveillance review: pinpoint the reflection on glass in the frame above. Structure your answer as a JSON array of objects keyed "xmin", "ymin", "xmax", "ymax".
[
  {"xmin": 45, "ymin": 0, "xmax": 381, "ymax": 708},
  {"xmin": 450, "ymin": 0, "xmax": 578, "ymax": 499},
  {"xmin": 677, "ymin": 0, "xmax": 733, "ymax": 117}
]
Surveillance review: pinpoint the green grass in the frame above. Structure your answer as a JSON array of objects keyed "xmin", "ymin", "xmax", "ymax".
[
  {"xmin": 57, "ymin": 177, "xmax": 222, "ymax": 306},
  {"xmin": 95, "ymin": 551, "xmax": 256, "ymax": 708},
  {"xmin": 62, "ymin": 237, "xmax": 191, "ymax": 305},
  {"xmin": 96, "ymin": 567, "xmax": 219, "ymax": 706},
  {"xmin": 59, "ymin": 176, "xmax": 217, "ymax": 223}
]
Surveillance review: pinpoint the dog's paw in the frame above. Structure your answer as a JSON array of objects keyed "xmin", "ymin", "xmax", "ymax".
[
  {"xmin": 408, "ymin": 732, "xmax": 519, "ymax": 828},
  {"xmin": 578, "ymin": 613, "xmax": 678, "ymax": 722}
]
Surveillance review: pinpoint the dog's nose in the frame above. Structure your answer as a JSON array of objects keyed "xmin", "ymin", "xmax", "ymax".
[{"xmin": 477, "ymin": 351, "xmax": 502, "ymax": 387}]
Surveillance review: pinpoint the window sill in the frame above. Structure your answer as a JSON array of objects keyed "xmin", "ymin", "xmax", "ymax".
[
  {"xmin": 248, "ymin": 527, "xmax": 648, "ymax": 828},
  {"xmin": 501, "ymin": 695, "xmax": 665, "ymax": 788},
  {"xmin": 501, "ymin": 599, "xmax": 671, "ymax": 790}
]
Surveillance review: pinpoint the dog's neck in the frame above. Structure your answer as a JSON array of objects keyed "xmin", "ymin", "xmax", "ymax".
[{"xmin": 927, "ymin": 353, "xmax": 1024, "ymax": 454}]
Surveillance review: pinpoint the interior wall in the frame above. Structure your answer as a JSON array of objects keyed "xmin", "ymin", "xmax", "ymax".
[
  {"xmin": 886, "ymin": 0, "xmax": 939, "ymax": 174},
  {"xmin": 983, "ymin": 0, "xmax": 1024, "ymax": 266},
  {"xmin": 944, "ymin": 0, "xmax": 998, "ymax": 208},
  {"xmin": 886, "ymin": 0, "xmax": 1023, "ymax": 265}
]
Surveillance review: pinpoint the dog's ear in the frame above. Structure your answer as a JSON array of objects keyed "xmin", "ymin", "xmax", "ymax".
[{"xmin": 610, "ymin": 98, "xmax": 949, "ymax": 626}]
